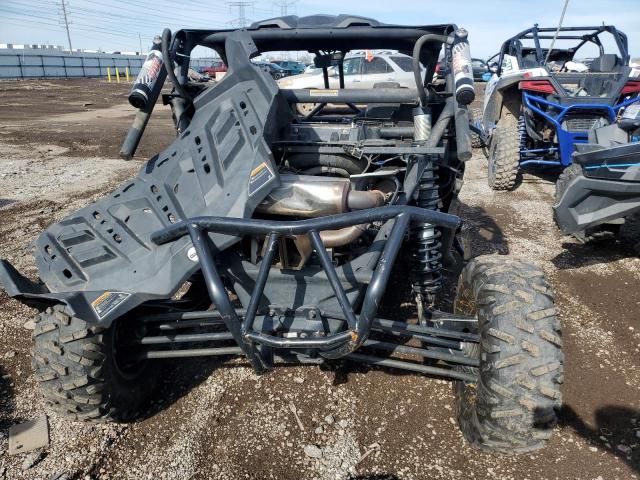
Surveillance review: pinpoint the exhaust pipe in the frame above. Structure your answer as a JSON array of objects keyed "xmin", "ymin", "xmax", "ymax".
[
  {"xmin": 256, "ymin": 175, "xmax": 386, "ymax": 262},
  {"xmin": 256, "ymin": 175, "xmax": 385, "ymax": 218}
]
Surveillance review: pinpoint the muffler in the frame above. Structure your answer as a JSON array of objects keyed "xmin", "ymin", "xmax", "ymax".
[
  {"xmin": 256, "ymin": 175, "xmax": 384, "ymax": 218},
  {"xmin": 257, "ymin": 175, "xmax": 386, "ymax": 267}
]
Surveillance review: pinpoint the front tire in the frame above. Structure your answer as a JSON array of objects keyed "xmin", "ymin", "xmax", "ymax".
[
  {"xmin": 619, "ymin": 213, "xmax": 640, "ymax": 256},
  {"xmin": 470, "ymin": 107, "xmax": 484, "ymax": 149},
  {"xmin": 554, "ymin": 163, "xmax": 582, "ymax": 229},
  {"xmin": 32, "ymin": 305, "xmax": 156, "ymax": 422},
  {"xmin": 554, "ymin": 163, "xmax": 582, "ymax": 204},
  {"xmin": 488, "ymin": 115, "xmax": 520, "ymax": 191},
  {"xmin": 453, "ymin": 255, "xmax": 564, "ymax": 454}
]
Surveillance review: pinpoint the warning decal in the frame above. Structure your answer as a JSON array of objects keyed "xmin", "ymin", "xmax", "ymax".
[
  {"xmin": 248, "ymin": 162, "xmax": 274, "ymax": 196},
  {"xmin": 91, "ymin": 291, "xmax": 130, "ymax": 319},
  {"xmin": 309, "ymin": 89, "xmax": 339, "ymax": 97}
]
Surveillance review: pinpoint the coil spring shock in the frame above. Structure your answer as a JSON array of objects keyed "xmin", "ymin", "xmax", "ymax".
[
  {"xmin": 410, "ymin": 159, "xmax": 443, "ymax": 305},
  {"xmin": 518, "ymin": 115, "xmax": 527, "ymax": 153}
]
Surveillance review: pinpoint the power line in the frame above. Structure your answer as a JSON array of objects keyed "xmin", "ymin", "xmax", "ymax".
[
  {"xmin": 2, "ymin": 0, "xmax": 284, "ymax": 51},
  {"xmin": 227, "ymin": 1, "xmax": 254, "ymax": 28},
  {"xmin": 76, "ymin": 0, "xmax": 228, "ymax": 26},
  {"xmin": 274, "ymin": 0, "xmax": 297, "ymax": 16},
  {"xmin": 57, "ymin": 0, "xmax": 73, "ymax": 50}
]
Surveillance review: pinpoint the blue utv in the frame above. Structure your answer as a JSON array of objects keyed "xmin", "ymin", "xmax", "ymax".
[{"xmin": 482, "ymin": 25, "xmax": 640, "ymax": 190}]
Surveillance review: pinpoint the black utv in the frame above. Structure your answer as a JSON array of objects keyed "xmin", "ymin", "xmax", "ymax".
[{"xmin": 0, "ymin": 15, "xmax": 563, "ymax": 454}]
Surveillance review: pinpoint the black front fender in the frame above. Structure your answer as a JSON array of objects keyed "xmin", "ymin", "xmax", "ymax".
[{"xmin": 0, "ymin": 259, "xmax": 153, "ymax": 324}]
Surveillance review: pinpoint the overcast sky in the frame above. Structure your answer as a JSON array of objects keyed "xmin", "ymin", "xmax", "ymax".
[{"xmin": 1, "ymin": 0, "xmax": 639, "ymax": 58}]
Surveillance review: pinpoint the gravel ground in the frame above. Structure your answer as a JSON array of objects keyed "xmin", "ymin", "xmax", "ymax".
[{"xmin": 0, "ymin": 79, "xmax": 638, "ymax": 480}]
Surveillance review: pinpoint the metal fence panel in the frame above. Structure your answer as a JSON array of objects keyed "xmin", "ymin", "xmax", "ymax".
[{"xmin": 0, "ymin": 51, "xmax": 145, "ymax": 79}]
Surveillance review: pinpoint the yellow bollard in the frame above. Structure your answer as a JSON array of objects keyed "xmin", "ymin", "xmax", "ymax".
[
  {"xmin": 115, "ymin": 67, "xmax": 120, "ymax": 83},
  {"xmin": 125, "ymin": 66, "xmax": 130, "ymax": 82},
  {"xmin": 107, "ymin": 66, "xmax": 111, "ymax": 83}
]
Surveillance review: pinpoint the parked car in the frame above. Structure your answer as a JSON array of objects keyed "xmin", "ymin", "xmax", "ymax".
[
  {"xmin": 272, "ymin": 60, "xmax": 306, "ymax": 75},
  {"xmin": 437, "ymin": 56, "xmax": 491, "ymax": 82},
  {"xmin": 471, "ymin": 57, "xmax": 488, "ymax": 81},
  {"xmin": 201, "ymin": 60, "xmax": 227, "ymax": 76},
  {"xmin": 278, "ymin": 52, "xmax": 420, "ymax": 89},
  {"xmin": 252, "ymin": 61, "xmax": 289, "ymax": 79}
]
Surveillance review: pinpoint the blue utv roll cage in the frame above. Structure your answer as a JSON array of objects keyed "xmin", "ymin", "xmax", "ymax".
[{"xmin": 520, "ymin": 93, "xmax": 640, "ymax": 167}]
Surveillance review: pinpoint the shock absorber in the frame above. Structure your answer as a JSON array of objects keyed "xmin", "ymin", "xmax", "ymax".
[
  {"xmin": 518, "ymin": 115, "xmax": 527, "ymax": 153},
  {"xmin": 410, "ymin": 159, "xmax": 443, "ymax": 305}
]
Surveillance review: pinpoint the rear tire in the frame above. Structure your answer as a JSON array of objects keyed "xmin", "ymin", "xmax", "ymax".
[
  {"xmin": 619, "ymin": 213, "xmax": 640, "ymax": 256},
  {"xmin": 453, "ymin": 255, "xmax": 564, "ymax": 454},
  {"xmin": 488, "ymin": 115, "xmax": 520, "ymax": 191},
  {"xmin": 32, "ymin": 305, "xmax": 156, "ymax": 422}
]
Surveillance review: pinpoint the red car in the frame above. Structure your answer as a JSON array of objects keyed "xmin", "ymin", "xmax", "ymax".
[{"xmin": 201, "ymin": 60, "xmax": 228, "ymax": 75}]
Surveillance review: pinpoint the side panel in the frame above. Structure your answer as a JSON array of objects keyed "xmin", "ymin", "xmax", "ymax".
[
  {"xmin": 31, "ymin": 31, "xmax": 289, "ymax": 323},
  {"xmin": 554, "ymin": 171, "xmax": 640, "ymax": 233}
]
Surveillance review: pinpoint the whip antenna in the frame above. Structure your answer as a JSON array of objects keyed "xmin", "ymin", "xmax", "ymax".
[{"xmin": 545, "ymin": 0, "xmax": 571, "ymax": 64}]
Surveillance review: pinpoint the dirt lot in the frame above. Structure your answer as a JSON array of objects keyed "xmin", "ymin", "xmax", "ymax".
[{"xmin": 0, "ymin": 79, "xmax": 639, "ymax": 480}]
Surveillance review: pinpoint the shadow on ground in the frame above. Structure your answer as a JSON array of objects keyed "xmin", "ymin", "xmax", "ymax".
[
  {"xmin": 560, "ymin": 404, "xmax": 639, "ymax": 475},
  {"xmin": 454, "ymin": 202, "xmax": 509, "ymax": 256},
  {"xmin": 552, "ymin": 239, "xmax": 629, "ymax": 270},
  {"xmin": 518, "ymin": 167, "xmax": 563, "ymax": 189},
  {"xmin": 0, "ymin": 363, "xmax": 18, "ymax": 430},
  {"xmin": 132, "ymin": 357, "xmax": 227, "ymax": 422},
  {"xmin": 0, "ymin": 199, "xmax": 16, "ymax": 209}
]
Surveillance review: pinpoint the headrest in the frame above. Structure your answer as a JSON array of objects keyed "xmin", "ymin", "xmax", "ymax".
[{"xmin": 589, "ymin": 54, "xmax": 619, "ymax": 73}]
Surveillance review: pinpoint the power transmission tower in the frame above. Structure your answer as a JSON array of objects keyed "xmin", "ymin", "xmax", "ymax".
[
  {"xmin": 57, "ymin": 0, "xmax": 73, "ymax": 52},
  {"xmin": 227, "ymin": 1, "xmax": 254, "ymax": 28},
  {"xmin": 275, "ymin": 0, "xmax": 297, "ymax": 16}
]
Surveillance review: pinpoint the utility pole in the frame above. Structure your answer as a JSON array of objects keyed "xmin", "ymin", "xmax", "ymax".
[
  {"xmin": 57, "ymin": 0, "xmax": 73, "ymax": 52},
  {"xmin": 138, "ymin": 32, "xmax": 143, "ymax": 54},
  {"xmin": 275, "ymin": 0, "xmax": 297, "ymax": 16},
  {"xmin": 227, "ymin": 1, "xmax": 254, "ymax": 28}
]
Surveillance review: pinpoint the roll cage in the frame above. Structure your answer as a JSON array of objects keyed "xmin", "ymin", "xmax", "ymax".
[
  {"xmin": 496, "ymin": 24, "xmax": 630, "ymax": 75},
  {"xmin": 169, "ymin": 15, "xmax": 456, "ymax": 93}
]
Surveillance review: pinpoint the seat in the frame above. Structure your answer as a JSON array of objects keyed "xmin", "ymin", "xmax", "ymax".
[{"xmin": 589, "ymin": 54, "xmax": 620, "ymax": 73}]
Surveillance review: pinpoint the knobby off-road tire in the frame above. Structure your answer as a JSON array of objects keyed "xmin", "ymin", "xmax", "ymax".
[
  {"xmin": 470, "ymin": 107, "xmax": 484, "ymax": 149},
  {"xmin": 453, "ymin": 255, "xmax": 564, "ymax": 454},
  {"xmin": 488, "ymin": 115, "xmax": 520, "ymax": 191},
  {"xmin": 554, "ymin": 163, "xmax": 582, "ymax": 228},
  {"xmin": 32, "ymin": 305, "xmax": 156, "ymax": 422},
  {"xmin": 619, "ymin": 213, "xmax": 640, "ymax": 256},
  {"xmin": 555, "ymin": 163, "xmax": 582, "ymax": 204}
]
